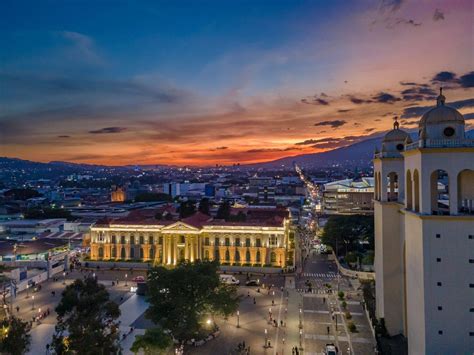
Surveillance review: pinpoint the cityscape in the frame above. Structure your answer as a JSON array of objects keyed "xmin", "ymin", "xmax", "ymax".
[{"xmin": 1, "ymin": 1, "xmax": 473, "ymax": 355}]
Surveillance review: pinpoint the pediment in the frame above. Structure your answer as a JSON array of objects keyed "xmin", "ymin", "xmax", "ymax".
[{"xmin": 162, "ymin": 221, "xmax": 199, "ymax": 231}]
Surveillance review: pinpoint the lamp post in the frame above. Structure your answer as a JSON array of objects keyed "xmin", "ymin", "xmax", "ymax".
[
  {"xmin": 299, "ymin": 307, "xmax": 302, "ymax": 328},
  {"xmin": 264, "ymin": 328, "xmax": 268, "ymax": 348},
  {"xmin": 125, "ymin": 273, "xmax": 128, "ymax": 287},
  {"xmin": 236, "ymin": 310, "xmax": 240, "ymax": 328},
  {"xmin": 299, "ymin": 329, "xmax": 303, "ymax": 349},
  {"xmin": 26, "ymin": 284, "xmax": 29, "ymax": 299},
  {"xmin": 62, "ymin": 271, "xmax": 66, "ymax": 285},
  {"xmin": 31, "ymin": 295, "xmax": 35, "ymax": 310}
]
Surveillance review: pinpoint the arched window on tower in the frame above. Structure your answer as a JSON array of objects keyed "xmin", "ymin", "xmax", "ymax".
[
  {"xmin": 413, "ymin": 169, "xmax": 420, "ymax": 213},
  {"xmin": 430, "ymin": 169, "xmax": 449, "ymax": 215},
  {"xmin": 406, "ymin": 170, "xmax": 413, "ymax": 210},
  {"xmin": 387, "ymin": 172, "xmax": 399, "ymax": 202},
  {"xmin": 457, "ymin": 169, "xmax": 474, "ymax": 215}
]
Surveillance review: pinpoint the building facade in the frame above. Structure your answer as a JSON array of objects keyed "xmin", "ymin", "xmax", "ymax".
[
  {"xmin": 374, "ymin": 92, "xmax": 474, "ymax": 354},
  {"xmin": 322, "ymin": 178, "xmax": 374, "ymax": 214},
  {"xmin": 89, "ymin": 211, "xmax": 292, "ymax": 267}
]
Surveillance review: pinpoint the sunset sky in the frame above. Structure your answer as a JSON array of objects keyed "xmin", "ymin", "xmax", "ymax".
[{"xmin": 1, "ymin": 0, "xmax": 473, "ymax": 166}]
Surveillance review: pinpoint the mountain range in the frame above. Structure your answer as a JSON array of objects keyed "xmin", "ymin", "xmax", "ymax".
[{"xmin": 1, "ymin": 129, "xmax": 473, "ymax": 171}]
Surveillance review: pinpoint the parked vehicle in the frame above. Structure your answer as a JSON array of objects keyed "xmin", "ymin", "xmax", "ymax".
[
  {"xmin": 245, "ymin": 279, "xmax": 260, "ymax": 286},
  {"xmin": 324, "ymin": 343, "xmax": 337, "ymax": 355},
  {"xmin": 219, "ymin": 274, "xmax": 240, "ymax": 285}
]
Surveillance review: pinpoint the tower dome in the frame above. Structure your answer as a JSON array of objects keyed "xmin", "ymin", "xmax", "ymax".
[
  {"xmin": 418, "ymin": 88, "xmax": 465, "ymax": 140},
  {"xmin": 382, "ymin": 117, "xmax": 410, "ymax": 153}
]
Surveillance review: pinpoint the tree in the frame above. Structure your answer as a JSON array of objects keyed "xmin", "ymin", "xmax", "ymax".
[
  {"xmin": 198, "ymin": 198, "xmax": 210, "ymax": 215},
  {"xmin": 51, "ymin": 277, "xmax": 121, "ymax": 354},
  {"xmin": 4, "ymin": 188, "xmax": 41, "ymax": 200},
  {"xmin": 0, "ymin": 316, "xmax": 31, "ymax": 355},
  {"xmin": 178, "ymin": 201, "xmax": 196, "ymax": 218},
  {"xmin": 145, "ymin": 261, "xmax": 240, "ymax": 347},
  {"xmin": 216, "ymin": 201, "xmax": 231, "ymax": 220},
  {"xmin": 131, "ymin": 327, "xmax": 172, "ymax": 355},
  {"xmin": 320, "ymin": 215, "xmax": 374, "ymax": 256}
]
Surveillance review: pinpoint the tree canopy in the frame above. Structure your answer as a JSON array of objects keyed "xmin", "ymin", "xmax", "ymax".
[
  {"xmin": 321, "ymin": 214, "xmax": 374, "ymax": 255},
  {"xmin": 216, "ymin": 201, "xmax": 231, "ymax": 220},
  {"xmin": 178, "ymin": 200, "xmax": 196, "ymax": 218},
  {"xmin": 0, "ymin": 316, "xmax": 31, "ymax": 355},
  {"xmin": 130, "ymin": 327, "xmax": 172, "ymax": 355},
  {"xmin": 51, "ymin": 277, "xmax": 121, "ymax": 354},
  {"xmin": 4, "ymin": 188, "xmax": 41, "ymax": 200},
  {"xmin": 198, "ymin": 198, "xmax": 210, "ymax": 215},
  {"xmin": 143, "ymin": 261, "xmax": 240, "ymax": 347}
]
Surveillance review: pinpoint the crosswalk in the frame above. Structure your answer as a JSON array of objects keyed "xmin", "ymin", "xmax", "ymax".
[
  {"xmin": 302, "ymin": 272, "xmax": 337, "ymax": 278},
  {"xmin": 296, "ymin": 288, "xmax": 330, "ymax": 294}
]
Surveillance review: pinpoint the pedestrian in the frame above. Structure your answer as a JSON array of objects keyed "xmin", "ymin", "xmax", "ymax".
[
  {"xmin": 323, "ymin": 297, "xmax": 326, "ymax": 304},
  {"xmin": 280, "ymin": 320, "xmax": 283, "ymax": 327},
  {"xmin": 272, "ymin": 299, "xmax": 275, "ymax": 306},
  {"xmin": 16, "ymin": 306, "xmax": 19, "ymax": 313},
  {"xmin": 247, "ymin": 291, "xmax": 250, "ymax": 297},
  {"xmin": 242, "ymin": 340, "xmax": 245, "ymax": 349},
  {"xmin": 327, "ymin": 326, "xmax": 330, "ymax": 335},
  {"xmin": 253, "ymin": 297, "xmax": 256, "ymax": 304}
]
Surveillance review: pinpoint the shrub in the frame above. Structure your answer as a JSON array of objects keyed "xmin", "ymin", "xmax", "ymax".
[
  {"xmin": 348, "ymin": 321, "xmax": 357, "ymax": 332},
  {"xmin": 341, "ymin": 300, "xmax": 347, "ymax": 309},
  {"xmin": 345, "ymin": 311, "xmax": 352, "ymax": 320},
  {"xmin": 338, "ymin": 291, "xmax": 345, "ymax": 300},
  {"xmin": 345, "ymin": 252, "xmax": 358, "ymax": 264},
  {"xmin": 362, "ymin": 251, "xmax": 375, "ymax": 265}
]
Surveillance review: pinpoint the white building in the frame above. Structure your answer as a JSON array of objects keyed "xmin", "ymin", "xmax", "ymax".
[{"xmin": 374, "ymin": 91, "xmax": 474, "ymax": 354}]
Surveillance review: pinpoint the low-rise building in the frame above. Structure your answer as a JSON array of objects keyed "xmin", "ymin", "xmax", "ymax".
[
  {"xmin": 322, "ymin": 177, "xmax": 374, "ymax": 214},
  {"xmin": 89, "ymin": 208, "xmax": 293, "ymax": 268}
]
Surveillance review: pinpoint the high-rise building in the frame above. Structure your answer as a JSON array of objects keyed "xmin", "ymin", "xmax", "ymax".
[{"xmin": 374, "ymin": 91, "xmax": 474, "ymax": 354}]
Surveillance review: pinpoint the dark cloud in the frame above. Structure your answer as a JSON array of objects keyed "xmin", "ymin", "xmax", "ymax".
[
  {"xmin": 88, "ymin": 127, "xmax": 127, "ymax": 134},
  {"xmin": 314, "ymin": 120, "xmax": 347, "ymax": 128},
  {"xmin": 459, "ymin": 72, "xmax": 474, "ymax": 88},
  {"xmin": 432, "ymin": 71, "xmax": 457, "ymax": 83},
  {"xmin": 365, "ymin": 128, "xmax": 375, "ymax": 133},
  {"xmin": 295, "ymin": 138, "xmax": 340, "ymax": 146},
  {"xmin": 401, "ymin": 98, "xmax": 474, "ymax": 118},
  {"xmin": 400, "ymin": 81, "xmax": 428, "ymax": 86},
  {"xmin": 464, "ymin": 113, "xmax": 474, "ymax": 121},
  {"xmin": 301, "ymin": 97, "xmax": 329, "ymax": 106},
  {"xmin": 311, "ymin": 141, "xmax": 343, "ymax": 149},
  {"xmin": 433, "ymin": 8, "xmax": 445, "ymax": 21},
  {"xmin": 375, "ymin": 119, "xmax": 382, "ymax": 122},
  {"xmin": 394, "ymin": 18, "xmax": 421, "ymax": 27},
  {"xmin": 337, "ymin": 109, "xmax": 352, "ymax": 113},
  {"xmin": 245, "ymin": 147, "xmax": 299, "ymax": 153},
  {"xmin": 400, "ymin": 119, "xmax": 418, "ymax": 126},
  {"xmin": 348, "ymin": 96, "xmax": 373, "ymax": 105},
  {"xmin": 401, "ymin": 86, "xmax": 437, "ymax": 101},
  {"xmin": 380, "ymin": 0, "xmax": 404, "ymax": 13},
  {"xmin": 57, "ymin": 135, "xmax": 70, "ymax": 138},
  {"xmin": 372, "ymin": 92, "xmax": 401, "ymax": 104},
  {"xmin": 215, "ymin": 146, "xmax": 228, "ymax": 150},
  {"xmin": 354, "ymin": 123, "xmax": 361, "ymax": 126}
]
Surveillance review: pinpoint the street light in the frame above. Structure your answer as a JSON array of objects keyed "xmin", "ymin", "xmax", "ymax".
[
  {"xmin": 236, "ymin": 310, "xmax": 240, "ymax": 328},
  {"xmin": 26, "ymin": 284, "xmax": 29, "ymax": 299},
  {"xmin": 299, "ymin": 307, "xmax": 302, "ymax": 328},
  {"xmin": 264, "ymin": 328, "xmax": 268, "ymax": 348},
  {"xmin": 31, "ymin": 295, "xmax": 35, "ymax": 310},
  {"xmin": 62, "ymin": 271, "xmax": 66, "ymax": 285},
  {"xmin": 125, "ymin": 273, "xmax": 128, "ymax": 287},
  {"xmin": 299, "ymin": 329, "xmax": 303, "ymax": 349}
]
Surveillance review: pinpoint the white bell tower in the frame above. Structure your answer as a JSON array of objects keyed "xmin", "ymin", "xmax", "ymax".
[{"xmin": 374, "ymin": 117, "xmax": 410, "ymax": 336}]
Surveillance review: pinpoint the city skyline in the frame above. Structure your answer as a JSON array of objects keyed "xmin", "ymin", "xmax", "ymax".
[{"xmin": 1, "ymin": 0, "xmax": 473, "ymax": 166}]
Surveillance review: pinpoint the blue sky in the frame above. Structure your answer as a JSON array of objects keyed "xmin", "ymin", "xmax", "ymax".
[{"xmin": 1, "ymin": 0, "xmax": 473, "ymax": 165}]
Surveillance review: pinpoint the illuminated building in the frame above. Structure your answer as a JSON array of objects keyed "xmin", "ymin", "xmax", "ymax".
[{"xmin": 89, "ymin": 208, "xmax": 293, "ymax": 267}]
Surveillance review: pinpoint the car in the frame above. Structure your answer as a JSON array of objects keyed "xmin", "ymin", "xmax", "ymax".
[
  {"xmin": 245, "ymin": 279, "xmax": 260, "ymax": 286},
  {"xmin": 219, "ymin": 274, "xmax": 240, "ymax": 285},
  {"xmin": 325, "ymin": 343, "xmax": 337, "ymax": 355}
]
